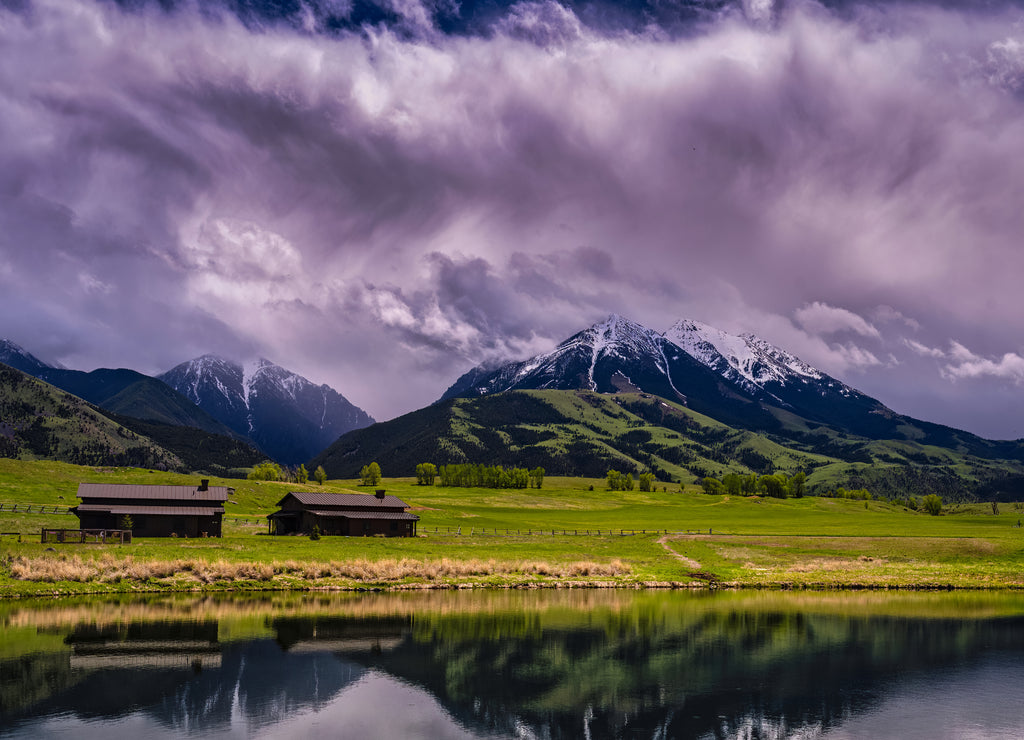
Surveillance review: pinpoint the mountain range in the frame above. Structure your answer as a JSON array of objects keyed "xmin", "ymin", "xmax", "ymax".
[
  {"xmin": 6, "ymin": 315, "xmax": 1024, "ymax": 500},
  {"xmin": 440, "ymin": 315, "xmax": 1010, "ymax": 455},
  {"xmin": 315, "ymin": 315, "xmax": 1024, "ymax": 500},
  {"xmin": 0, "ymin": 341, "xmax": 374, "ymax": 466}
]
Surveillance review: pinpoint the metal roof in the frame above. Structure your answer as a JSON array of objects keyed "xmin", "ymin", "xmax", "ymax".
[
  {"xmin": 276, "ymin": 491, "xmax": 410, "ymax": 509},
  {"xmin": 307, "ymin": 510, "xmax": 419, "ymax": 521},
  {"xmin": 75, "ymin": 504, "xmax": 225, "ymax": 516},
  {"xmin": 77, "ymin": 483, "xmax": 231, "ymax": 502}
]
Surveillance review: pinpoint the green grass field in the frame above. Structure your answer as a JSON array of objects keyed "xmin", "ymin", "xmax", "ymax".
[{"xmin": 2, "ymin": 459, "xmax": 1023, "ymax": 594}]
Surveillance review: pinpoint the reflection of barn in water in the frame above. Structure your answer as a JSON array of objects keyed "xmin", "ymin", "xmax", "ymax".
[
  {"xmin": 272, "ymin": 615, "xmax": 411, "ymax": 655},
  {"xmin": 65, "ymin": 621, "xmax": 222, "ymax": 671}
]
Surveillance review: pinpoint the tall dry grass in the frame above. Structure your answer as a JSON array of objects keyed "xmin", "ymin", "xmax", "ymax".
[{"xmin": 10, "ymin": 554, "xmax": 630, "ymax": 584}]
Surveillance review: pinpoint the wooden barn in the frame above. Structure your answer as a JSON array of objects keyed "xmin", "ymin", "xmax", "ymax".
[
  {"xmin": 73, "ymin": 480, "xmax": 231, "ymax": 538},
  {"xmin": 268, "ymin": 490, "xmax": 419, "ymax": 537}
]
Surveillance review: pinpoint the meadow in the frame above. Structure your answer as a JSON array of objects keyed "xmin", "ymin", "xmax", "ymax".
[{"xmin": 1, "ymin": 459, "xmax": 1023, "ymax": 594}]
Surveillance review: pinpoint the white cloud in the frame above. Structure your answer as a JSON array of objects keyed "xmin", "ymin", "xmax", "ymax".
[
  {"xmin": 904, "ymin": 338, "xmax": 946, "ymax": 359},
  {"xmin": 942, "ymin": 341, "xmax": 1024, "ymax": 383},
  {"xmin": 793, "ymin": 302, "xmax": 881, "ymax": 340}
]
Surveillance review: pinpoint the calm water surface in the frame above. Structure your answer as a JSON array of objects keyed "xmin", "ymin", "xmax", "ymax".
[{"xmin": 2, "ymin": 590, "xmax": 1024, "ymax": 739}]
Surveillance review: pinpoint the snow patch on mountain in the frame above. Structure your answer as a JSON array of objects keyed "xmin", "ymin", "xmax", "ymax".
[{"xmin": 665, "ymin": 319, "xmax": 825, "ymax": 391}]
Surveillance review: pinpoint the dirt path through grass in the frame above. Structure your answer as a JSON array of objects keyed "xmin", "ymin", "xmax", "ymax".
[{"xmin": 657, "ymin": 534, "xmax": 702, "ymax": 569}]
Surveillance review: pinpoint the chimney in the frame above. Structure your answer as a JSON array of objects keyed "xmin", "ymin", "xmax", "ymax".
[
  {"xmin": 375, "ymin": 489, "xmax": 386, "ymax": 500},
  {"xmin": 199, "ymin": 479, "xmax": 209, "ymax": 492}
]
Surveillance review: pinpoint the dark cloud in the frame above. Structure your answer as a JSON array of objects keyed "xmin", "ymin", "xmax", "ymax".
[{"xmin": 3, "ymin": 0, "xmax": 1024, "ymax": 437}]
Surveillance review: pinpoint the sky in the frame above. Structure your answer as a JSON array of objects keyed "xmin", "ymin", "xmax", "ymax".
[{"xmin": 3, "ymin": 0, "xmax": 1024, "ymax": 439}]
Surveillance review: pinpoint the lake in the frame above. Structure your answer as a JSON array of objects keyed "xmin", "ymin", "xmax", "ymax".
[{"xmin": 2, "ymin": 589, "xmax": 1024, "ymax": 739}]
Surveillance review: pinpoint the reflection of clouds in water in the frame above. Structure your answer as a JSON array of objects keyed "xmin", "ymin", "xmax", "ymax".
[
  {"xmin": 262, "ymin": 671, "xmax": 479, "ymax": 740},
  {"xmin": 5, "ymin": 671, "xmax": 480, "ymax": 740},
  {"xmin": 823, "ymin": 656, "xmax": 1024, "ymax": 740}
]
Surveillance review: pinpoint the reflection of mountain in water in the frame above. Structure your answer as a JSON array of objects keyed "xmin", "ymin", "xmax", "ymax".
[
  {"xmin": 5, "ymin": 598, "xmax": 1024, "ymax": 739},
  {"xmin": 344, "ymin": 610, "xmax": 1024, "ymax": 739},
  {"xmin": 1, "ymin": 619, "xmax": 369, "ymax": 734}
]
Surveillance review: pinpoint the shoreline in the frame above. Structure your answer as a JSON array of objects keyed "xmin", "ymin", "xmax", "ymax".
[{"xmin": 5, "ymin": 577, "xmax": 1024, "ymax": 599}]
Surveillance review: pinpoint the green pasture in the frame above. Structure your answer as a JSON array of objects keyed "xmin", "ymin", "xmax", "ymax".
[{"xmin": 1, "ymin": 459, "xmax": 1023, "ymax": 593}]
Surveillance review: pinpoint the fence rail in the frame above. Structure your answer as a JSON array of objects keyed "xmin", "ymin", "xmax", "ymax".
[
  {"xmin": 422, "ymin": 527, "xmax": 714, "ymax": 536},
  {"xmin": 41, "ymin": 528, "xmax": 132, "ymax": 544},
  {"xmin": 0, "ymin": 503, "xmax": 73, "ymax": 514}
]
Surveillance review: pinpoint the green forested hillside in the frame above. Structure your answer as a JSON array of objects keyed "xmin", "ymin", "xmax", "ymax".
[
  {"xmin": 0, "ymin": 364, "xmax": 183, "ymax": 470},
  {"xmin": 312, "ymin": 390, "xmax": 1024, "ymax": 502}
]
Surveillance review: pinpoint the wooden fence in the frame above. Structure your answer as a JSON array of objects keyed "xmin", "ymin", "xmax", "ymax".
[
  {"xmin": 0, "ymin": 503, "xmax": 72, "ymax": 513},
  {"xmin": 423, "ymin": 527, "xmax": 714, "ymax": 536},
  {"xmin": 41, "ymin": 528, "xmax": 132, "ymax": 544}
]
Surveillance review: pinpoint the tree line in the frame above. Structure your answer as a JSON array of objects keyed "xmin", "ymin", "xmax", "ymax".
[
  {"xmin": 700, "ymin": 471, "xmax": 807, "ymax": 498},
  {"xmin": 434, "ymin": 463, "xmax": 545, "ymax": 489},
  {"xmin": 249, "ymin": 461, "xmax": 327, "ymax": 484},
  {"xmin": 606, "ymin": 470, "xmax": 656, "ymax": 492}
]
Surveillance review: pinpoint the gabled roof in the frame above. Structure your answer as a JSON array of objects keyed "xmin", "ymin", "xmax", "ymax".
[
  {"xmin": 275, "ymin": 491, "xmax": 410, "ymax": 509},
  {"xmin": 77, "ymin": 483, "xmax": 231, "ymax": 503},
  {"xmin": 75, "ymin": 504, "xmax": 225, "ymax": 516}
]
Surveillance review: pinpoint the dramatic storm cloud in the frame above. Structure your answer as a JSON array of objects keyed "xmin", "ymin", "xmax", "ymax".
[{"xmin": 3, "ymin": 0, "xmax": 1024, "ymax": 437}]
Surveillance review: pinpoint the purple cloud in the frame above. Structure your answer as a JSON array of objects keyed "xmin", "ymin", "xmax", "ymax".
[{"xmin": 2, "ymin": 0, "xmax": 1024, "ymax": 437}]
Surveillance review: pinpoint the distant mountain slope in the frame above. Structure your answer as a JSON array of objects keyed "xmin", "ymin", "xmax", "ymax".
[
  {"xmin": 0, "ymin": 363, "xmax": 184, "ymax": 470},
  {"xmin": 314, "ymin": 388, "xmax": 1024, "ymax": 500},
  {"xmin": 102, "ymin": 413, "xmax": 265, "ymax": 477},
  {"xmin": 42, "ymin": 368, "xmax": 242, "ymax": 439},
  {"xmin": 160, "ymin": 356, "xmax": 375, "ymax": 465}
]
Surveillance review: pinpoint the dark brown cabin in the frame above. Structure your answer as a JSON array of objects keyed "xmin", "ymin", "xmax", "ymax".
[
  {"xmin": 268, "ymin": 491, "xmax": 418, "ymax": 537},
  {"xmin": 72, "ymin": 480, "xmax": 231, "ymax": 538}
]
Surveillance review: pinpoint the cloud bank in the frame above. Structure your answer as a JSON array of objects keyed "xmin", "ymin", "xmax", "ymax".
[{"xmin": 2, "ymin": 0, "xmax": 1024, "ymax": 438}]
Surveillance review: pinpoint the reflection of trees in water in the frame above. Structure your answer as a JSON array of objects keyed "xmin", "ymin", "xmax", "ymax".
[
  {"xmin": 4, "ymin": 597, "xmax": 1024, "ymax": 739},
  {"xmin": 350, "ymin": 609, "xmax": 1024, "ymax": 739}
]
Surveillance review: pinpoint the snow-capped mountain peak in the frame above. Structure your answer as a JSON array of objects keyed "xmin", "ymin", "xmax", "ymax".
[
  {"xmin": 441, "ymin": 313, "xmax": 887, "ymax": 436},
  {"xmin": 159, "ymin": 355, "xmax": 374, "ymax": 464},
  {"xmin": 441, "ymin": 315, "xmax": 688, "ymax": 401}
]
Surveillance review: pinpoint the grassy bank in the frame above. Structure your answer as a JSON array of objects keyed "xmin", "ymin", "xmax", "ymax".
[{"xmin": 2, "ymin": 459, "xmax": 1023, "ymax": 594}]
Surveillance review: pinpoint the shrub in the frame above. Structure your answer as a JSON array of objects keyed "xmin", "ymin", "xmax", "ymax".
[
  {"xmin": 923, "ymin": 494, "xmax": 943, "ymax": 516},
  {"xmin": 248, "ymin": 461, "xmax": 283, "ymax": 481}
]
